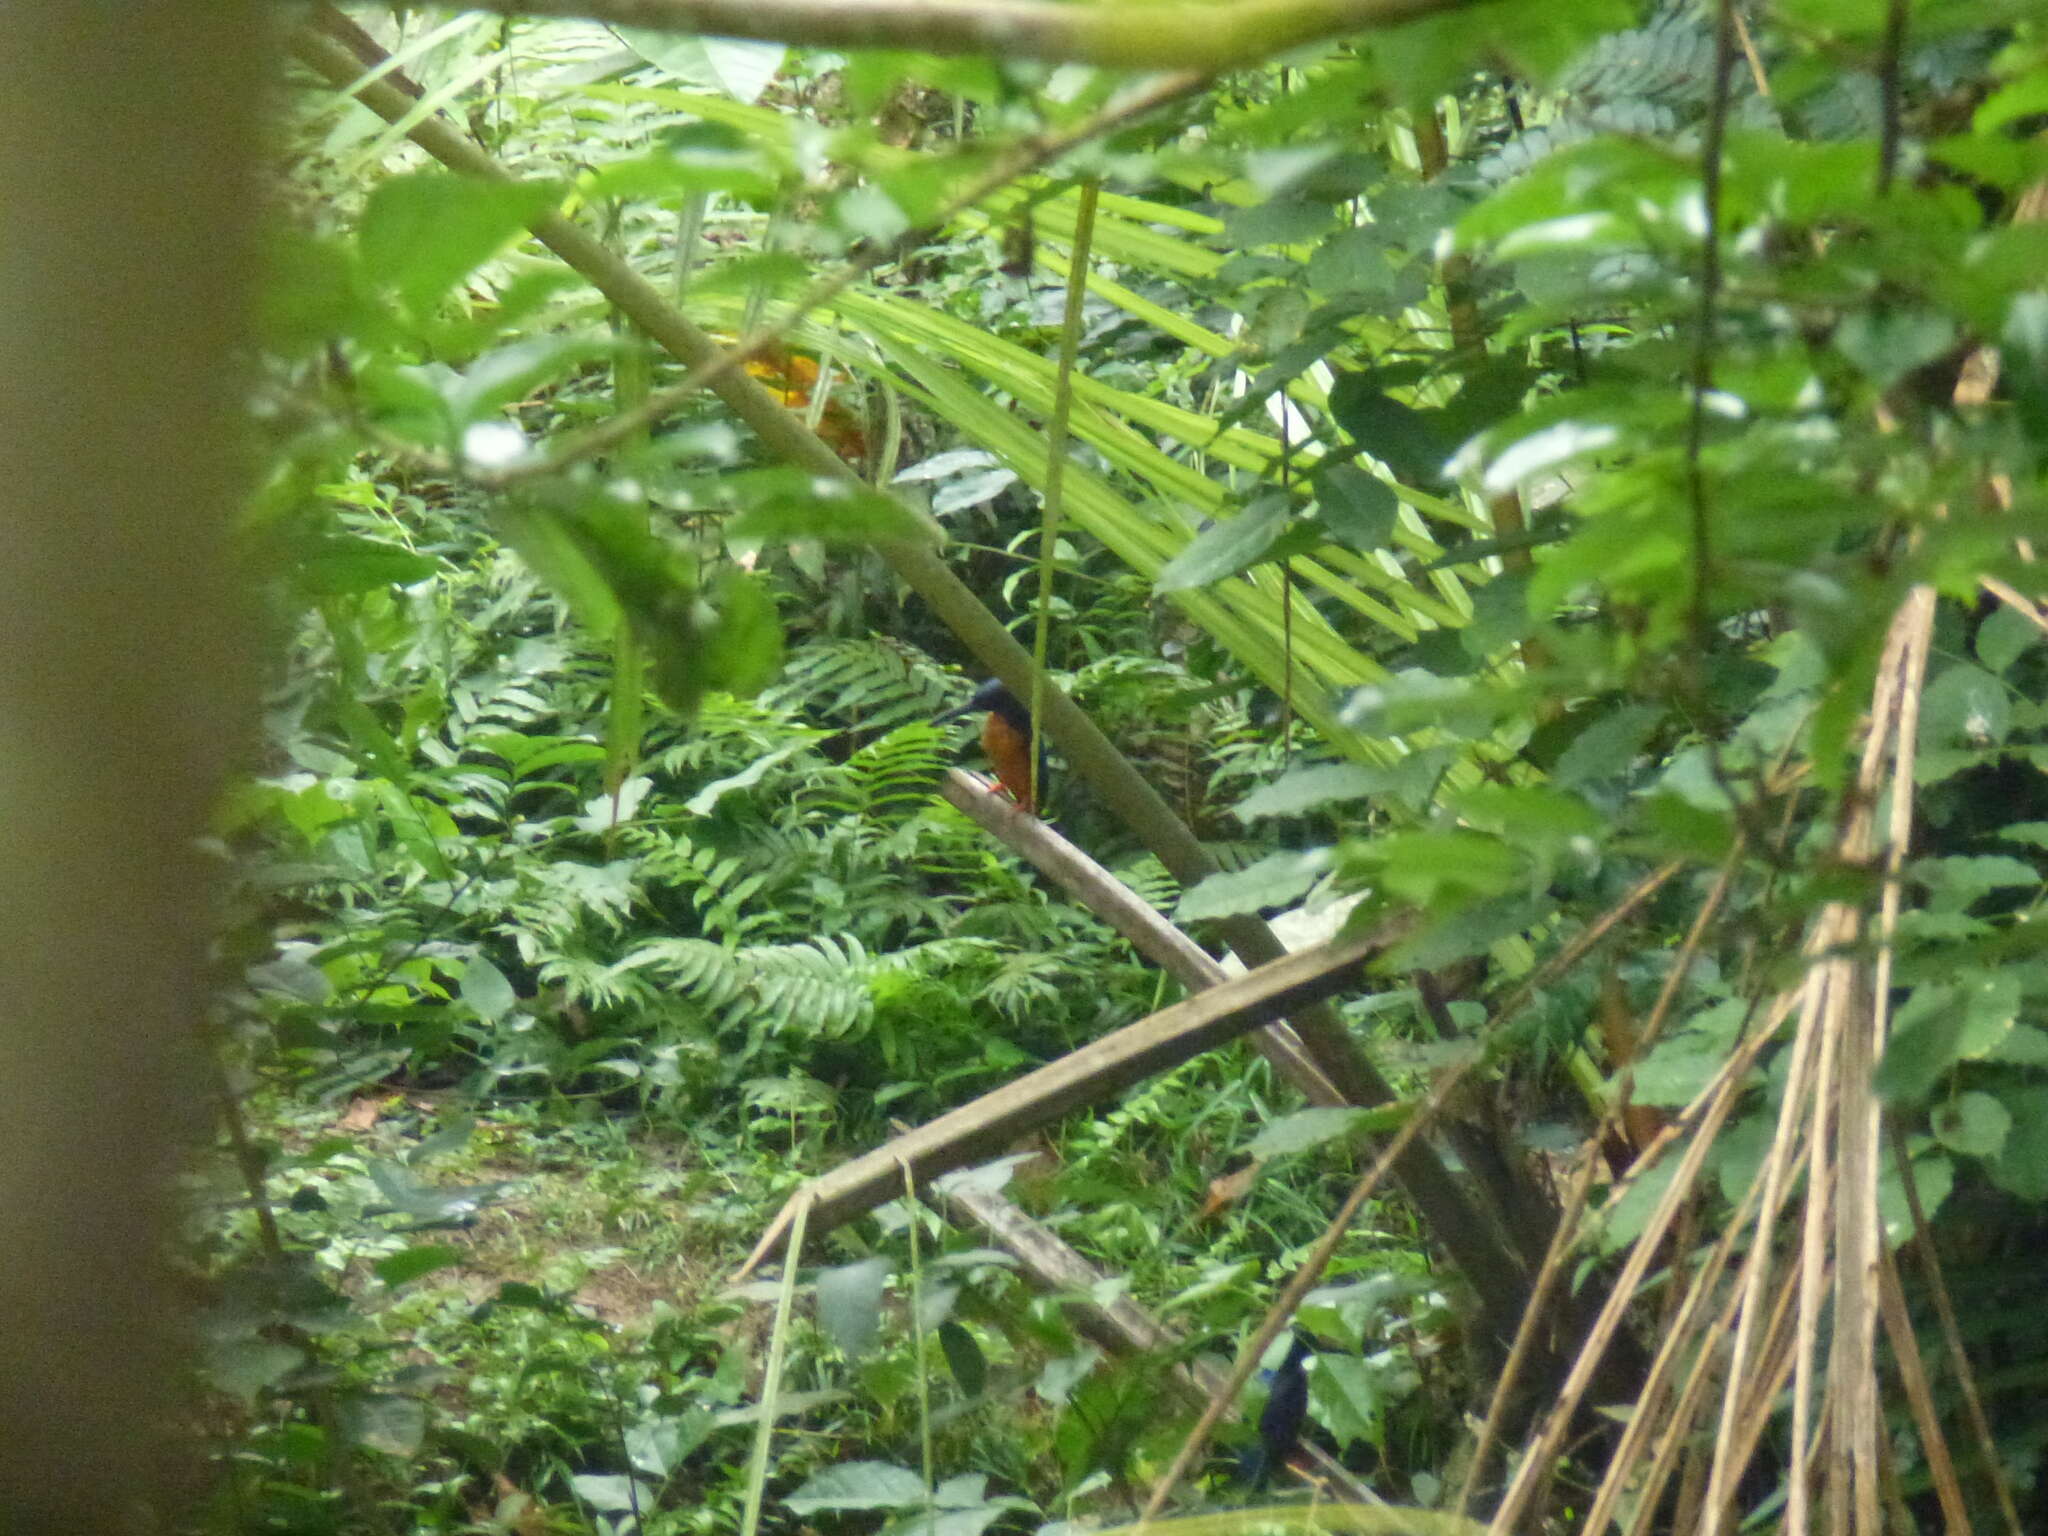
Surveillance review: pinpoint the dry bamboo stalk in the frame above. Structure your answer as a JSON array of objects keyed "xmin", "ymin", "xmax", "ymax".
[
  {"xmin": 1621, "ymin": 1150, "xmax": 1806, "ymax": 1536},
  {"xmin": 1486, "ymin": 999, "xmax": 1791, "ymax": 1533},
  {"xmin": 1587, "ymin": 1149, "xmax": 1776, "ymax": 1534},
  {"xmin": 1693, "ymin": 588, "xmax": 1934, "ymax": 1535},
  {"xmin": 1791, "ymin": 945, "xmax": 1846, "ymax": 1536},
  {"xmin": 1701, "ymin": 943, "xmax": 1833, "ymax": 1530},
  {"xmin": 1891, "ymin": 1125, "xmax": 2026, "ymax": 1536},
  {"xmin": 1875, "ymin": 1246, "xmax": 1970, "ymax": 1533}
]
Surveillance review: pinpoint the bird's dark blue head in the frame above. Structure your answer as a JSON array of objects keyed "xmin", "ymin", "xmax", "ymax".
[{"xmin": 936, "ymin": 679, "xmax": 1031, "ymax": 731}]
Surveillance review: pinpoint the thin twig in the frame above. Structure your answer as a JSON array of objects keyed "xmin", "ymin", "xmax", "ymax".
[
  {"xmin": 1028, "ymin": 178, "xmax": 1099, "ymax": 812},
  {"xmin": 1682, "ymin": 0, "xmax": 1739, "ymax": 667},
  {"xmin": 1485, "ymin": 860, "xmax": 1683, "ymax": 1038},
  {"xmin": 1891, "ymin": 1123, "xmax": 2026, "ymax": 1536},
  {"xmin": 1876, "ymin": 0, "xmax": 1909, "ymax": 194}
]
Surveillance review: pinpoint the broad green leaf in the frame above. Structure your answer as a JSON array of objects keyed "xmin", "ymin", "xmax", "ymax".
[
  {"xmin": 938, "ymin": 1320, "xmax": 987, "ymax": 1397},
  {"xmin": 1552, "ymin": 702, "xmax": 1663, "ymax": 787},
  {"xmin": 1992, "ymin": 1086, "xmax": 2048, "ymax": 1200},
  {"xmin": 626, "ymin": 1411, "xmax": 716, "ymax": 1477},
  {"xmin": 1919, "ymin": 662, "xmax": 2010, "ymax": 748},
  {"xmin": 1154, "ymin": 497, "xmax": 1299, "ymax": 591},
  {"xmin": 1877, "ymin": 1152, "xmax": 1952, "ymax": 1245},
  {"xmin": 1314, "ymin": 463, "xmax": 1400, "ymax": 551},
  {"xmin": 727, "ymin": 476, "xmax": 937, "ymax": 547},
  {"xmin": 204, "ymin": 1337, "xmax": 305, "ymax": 1405},
  {"xmin": 460, "ymin": 956, "xmax": 517, "ymax": 1024},
  {"xmin": 289, "ymin": 534, "xmax": 440, "ymax": 596},
  {"xmin": 571, "ymin": 1473, "xmax": 654, "ymax": 1513},
  {"xmin": 1931, "ymin": 1091, "xmax": 2011, "ymax": 1159},
  {"xmin": 584, "ymin": 121, "xmax": 783, "ymax": 203},
  {"xmin": 1443, "ymin": 784, "xmax": 1603, "ymax": 844},
  {"xmin": 1235, "ymin": 762, "xmax": 1391, "ymax": 819},
  {"xmin": 1328, "ymin": 378, "xmax": 1448, "ymax": 482},
  {"xmin": 784, "ymin": 1461, "xmax": 928, "ymax": 1513},
  {"xmin": 1311, "ymin": 1353, "xmax": 1383, "ymax": 1450},
  {"xmin": 358, "ymin": 173, "xmax": 558, "ymax": 315},
  {"xmin": 816, "ymin": 1257, "xmax": 889, "ymax": 1360},
  {"xmin": 1344, "ymin": 830, "xmax": 1524, "ymax": 907},
  {"xmin": 1976, "ymin": 602, "xmax": 2040, "ymax": 675},
  {"xmin": 1175, "ymin": 849, "xmax": 1333, "ymax": 921},
  {"xmin": 374, "ymin": 1244, "xmax": 464, "ymax": 1287},
  {"xmin": 1248, "ymin": 1105, "xmax": 1405, "ymax": 1159}
]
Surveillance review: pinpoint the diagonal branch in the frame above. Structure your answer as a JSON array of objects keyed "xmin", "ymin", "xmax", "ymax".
[{"xmin": 333, "ymin": 0, "xmax": 1484, "ymax": 69}]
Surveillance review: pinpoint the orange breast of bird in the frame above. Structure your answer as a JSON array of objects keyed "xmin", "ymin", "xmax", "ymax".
[{"xmin": 981, "ymin": 711, "xmax": 1038, "ymax": 817}]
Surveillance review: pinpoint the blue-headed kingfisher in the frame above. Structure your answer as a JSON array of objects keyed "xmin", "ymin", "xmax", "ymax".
[
  {"xmin": 1239, "ymin": 1333, "xmax": 1314, "ymax": 1489},
  {"xmin": 937, "ymin": 679, "xmax": 1044, "ymax": 816}
]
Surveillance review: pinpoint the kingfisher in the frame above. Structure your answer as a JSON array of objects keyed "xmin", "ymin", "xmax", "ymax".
[
  {"xmin": 936, "ymin": 679, "xmax": 1044, "ymax": 816},
  {"xmin": 1239, "ymin": 1334, "xmax": 1314, "ymax": 1489}
]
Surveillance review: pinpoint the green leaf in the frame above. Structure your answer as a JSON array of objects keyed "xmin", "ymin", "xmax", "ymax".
[
  {"xmin": 358, "ymin": 173, "xmax": 558, "ymax": 315},
  {"xmin": 1235, "ymin": 762, "xmax": 1391, "ymax": 819},
  {"xmin": 1553, "ymin": 702, "xmax": 1663, "ymax": 787},
  {"xmin": 727, "ymin": 477, "xmax": 937, "ymax": 547},
  {"xmin": 571, "ymin": 1473, "xmax": 655, "ymax": 1513},
  {"xmin": 1328, "ymin": 377, "xmax": 1448, "ymax": 482},
  {"xmin": 1248, "ymin": 1105, "xmax": 1405, "ymax": 1159},
  {"xmin": 460, "ymin": 956, "xmax": 517, "ymax": 1024},
  {"xmin": 1931, "ymin": 1091, "xmax": 2011, "ymax": 1159},
  {"xmin": 683, "ymin": 741, "xmax": 810, "ymax": 815},
  {"xmin": 616, "ymin": 29, "xmax": 785, "ymax": 102},
  {"xmin": 586, "ymin": 121, "xmax": 782, "ymax": 203},
  {"xmin": 290, "ymin": 534, "xmax": 440, "ymax": 596},
  {"xmin": 1344, "ymin": 829, "xmax": 1524, "ymax": 907},
  {"xmin": 816, "ymin": 1258, "xmax": 889, "ymax": 1360},
  {"xmin": 784, "ymin": 1461, "xmax": 928, "ymax": 1513},
  {"xmin": 1155, "ymin": 496, "xmax": 1299, "ymax": 591},
  {"xmin": 1975, "ymin": 66, "xmax": 2048, "ymax": 134},
  {"xmin": 1630, "ymin": 794, "xmax": 1744, "ymax": 868},
  {"xmin": 1877, "ymin": 975, "xmax": 2021, "ymax": 1104},
  {"xmin": 374, "ymin": 1244, "xmax": 464, "ymax": 1288},
  {"xmin": 1918, "ymin": 662, "xmax": 2010, "ymax": 748},
  {"xmin": 1313, "ymin": 463, "xmax": 1399, "ymax": 551},
  {"xmin": 204, "ymin": 1337, "xmax": 305, "ymax": 1405},
  {"xmin": 938, "ymin": 1320, "xmax": 987, "ymax": 1397},
  {"xmin": 1834, "ymin": 309, "xmax": 1957, "ymax": 389},
  {"xmin": 1877, "ymin": 1152, "xmax": 1952, "ymax": 1245},
  {"xmin": 1992, "ymin": 1086, "xmax": 2048, "ymax": 1200},
  {"xmin": 1976, "ymin": 602, "xmax": 2041, "ymax": 676},
  {"xmin": 338, "ymin": 1393, "xmax": 427, "ymax": 1459},
  {"xmin": 1443, "ymin": 783, "xmax": 1603, "ymax": 845},
  {"xmin": 1221, "ymin": 197, "xmax": 1334, "ymax": 248},
  {"xmin": 626, "ymin": 1411, "xmax": 716, "ymax": 1477},
  {"xmin": 1174, "ymin": 848, "xmax": 1333, "ymax": 921},
  {"xmin": 686, "ymin": 567, "xmax": 785, "ymax": 707}
]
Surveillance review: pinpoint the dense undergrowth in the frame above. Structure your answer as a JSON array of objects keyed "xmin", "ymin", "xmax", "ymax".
[{"xmin": 183, "ymin": 3, "xmax": 2048, "ymax": 1533}]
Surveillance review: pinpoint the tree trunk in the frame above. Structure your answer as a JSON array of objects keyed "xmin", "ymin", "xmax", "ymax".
[{"xmin": 0, "ymin": 5, "xmax": 268, "ymax": 1528}]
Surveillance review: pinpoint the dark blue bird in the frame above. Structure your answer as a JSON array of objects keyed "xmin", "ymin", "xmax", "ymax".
[
  {"xmin": 1239, "ymin": 1334, "xmax": 1314, "ymax": 1489},
  {"xmin": 935, "ymin": 679, "xmax": 1046, "ymax": 816}
]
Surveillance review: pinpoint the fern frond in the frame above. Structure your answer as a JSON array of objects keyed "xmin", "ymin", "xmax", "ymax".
[{"xmin": 766, "ymin": 637, "xmax": 957, "ymax": 732}]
